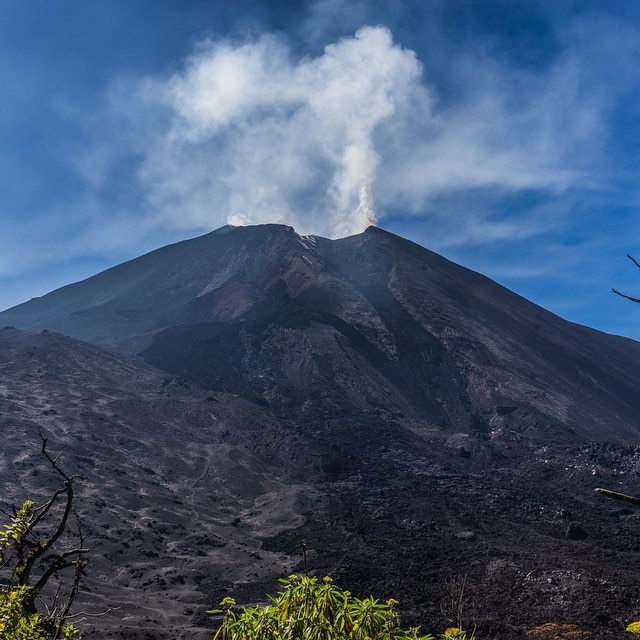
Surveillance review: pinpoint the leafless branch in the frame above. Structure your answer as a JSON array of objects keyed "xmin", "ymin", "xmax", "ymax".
[
  {"xmin": 612, "ymin": 255, "xmax": 640, "ymax": 302},
  {"xmin": 627, "ymin": 254, "xmax": 640, "ymax": 270},
  {"xmin": 611, "ymin": 288, "xmax": 640, "ymax": 303},
  {"xmin": 594, "ymin": 487, "xmax": 640, "ymax": 507},
  {"xmin": 5, "ymin": 436, "xmax": 89, "ymax": 635}
]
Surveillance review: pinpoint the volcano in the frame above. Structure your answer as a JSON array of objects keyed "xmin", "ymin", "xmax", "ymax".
[{"xmin": 2, "ymin": 224, "xmax": 640, "ymax": 639}]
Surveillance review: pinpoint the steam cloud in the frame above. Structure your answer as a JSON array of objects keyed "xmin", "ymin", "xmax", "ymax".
[
  {"xmin": 139, "ymin": 26, "xmax": 428, "ymax": 237},
  {"xmin": 3, "ymin": 7, "xmax": 640, "ymax": 321},
  {"xmin": 98, "ymin": 20, "xmax": 621, "ymax": 242}
]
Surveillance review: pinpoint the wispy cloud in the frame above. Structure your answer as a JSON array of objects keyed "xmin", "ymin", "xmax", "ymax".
[
  {"xmin": 3, "ymin": 1, "xmax": 640, "ymax": 337},
  {"xmin": 77, "ymin": 12, "xmax": 636, "ymax": 244},
  {"xmin": 10, "ymin": 2, "xmax": 635, "ymax": 273}
]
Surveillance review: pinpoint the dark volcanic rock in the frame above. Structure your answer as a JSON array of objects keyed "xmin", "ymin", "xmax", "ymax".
[
  {"xmin": 0, "ymin": 327, "xmax": 321, "ymax": 638},
  {"xmin": 2, "ymin": 225, "xmax": 640, "ymax": 639},
  {"xmin": 566, "ymin": 523, "xmax": 589, "ymax": 540},
  {"xmin": 3, "ymin": 224, "xmax": 640, "ymax": 442}
]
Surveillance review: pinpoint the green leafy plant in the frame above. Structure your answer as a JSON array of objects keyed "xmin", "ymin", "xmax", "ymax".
[
  {"xmin": 627, "ymin": 621, "xmax": 640, "ymax": 636},
  {"xmin": 209, "ymin": 573, "xmax": 467, "ymax": 640},
  {"xmin": 0, "ymin": 585, "xmax": 46, "ymax": 639},
  {"xmin": 0, "ymin": 437, "xmax": 87, "ymax": 639}
]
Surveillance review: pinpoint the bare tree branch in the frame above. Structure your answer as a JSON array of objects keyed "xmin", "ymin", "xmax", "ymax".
[
  {"xmin": 627, "ymin": 254, "xmax": 640, "ymax": 270},
  {"xmin": 17, "ymin": 436, "xmax": 86, "ymax": 591},
  {"xmin": 612, "ymin": 255, "xmax": 640, "ymax": 302},
  {"xmin": 2, "ymin": 436, "xmax": 89, "ymax": 636},
  {"xmin": 594, "ymin": 487, "xmax": 640, "ymax": 507},
  {"xmin": 611, "ymin": 288, "xmax": 640, "ymax": 303}
]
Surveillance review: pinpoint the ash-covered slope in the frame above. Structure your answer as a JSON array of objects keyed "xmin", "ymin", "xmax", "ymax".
[
  {"xmin": 0, "ymin": 225, "xmax": 280, "ymax": 344},
  {"xmin": 4, "ymin": 225, "xmax": 640, "ymax": 639},
  {"xmin": 4, "ymin": 327, "xmax": 640, "ymax": 640},
  {"xmin": 0, "ymin": 327, "xmax": 323, "ymax": 639},
  {"xmin": 3, "ymin": 223, "xmax": 640, "ymax": 443}
]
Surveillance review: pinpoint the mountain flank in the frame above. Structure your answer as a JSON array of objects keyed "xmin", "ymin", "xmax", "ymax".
[{"xmin": 2, "ymin": 224, "xmax": 640, "ymax": 639}]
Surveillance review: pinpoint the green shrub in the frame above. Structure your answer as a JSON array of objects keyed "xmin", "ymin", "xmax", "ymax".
[
  {"xmin": 0, "ymin": 500, "xmax": 81, "ymax": 640},
  {"xmin": 209, "ymin": 573, "xmax": 441, "ymax": 640},
  {"xmin": 627, "ymin": 621, "xmax": 640, "ymax": 635},
  {"xmin": 0, "ymin": 585, "xmax": 47, "ymax": 639},
  {"xmin": 1, "ymin": 438, "xmax": 85, "ymax": 639}
]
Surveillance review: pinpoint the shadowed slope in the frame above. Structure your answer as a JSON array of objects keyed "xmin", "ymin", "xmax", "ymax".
[
  {"xmin": 3, "ymin": 226, "xmax": 640, "ymax": 638},
  {"xmin": 3, "ymin": 224, "xmax": 640, "ymax": 443}
]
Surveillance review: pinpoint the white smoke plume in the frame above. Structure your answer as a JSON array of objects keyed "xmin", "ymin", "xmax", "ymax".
[
  {"xmin": 82, "ymin": 19, "xmax": 627, "ymax": 244},
  {"xmin": 138, "ymin": 26, "xmax": 429, "ymax": 237}
]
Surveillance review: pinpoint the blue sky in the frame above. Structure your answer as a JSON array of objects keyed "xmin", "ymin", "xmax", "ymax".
[{"xmin": 2, "ymin": 1, "xmax": 640, "ymax": 339}]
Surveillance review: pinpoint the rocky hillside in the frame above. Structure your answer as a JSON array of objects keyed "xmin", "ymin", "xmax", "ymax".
[{"xmin": 2, "ymin": 224, "xmax": 640, "ymax": 639}]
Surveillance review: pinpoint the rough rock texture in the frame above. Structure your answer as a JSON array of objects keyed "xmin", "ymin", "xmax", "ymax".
[{"xmin": 2, "ymin": 224, "xmax": 640, "ymax": 639}]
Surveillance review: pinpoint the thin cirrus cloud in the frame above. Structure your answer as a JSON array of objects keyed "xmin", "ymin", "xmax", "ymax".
[{"xmin": 99, "ymin": 20, "xmax": 627, "ymax": 243}]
